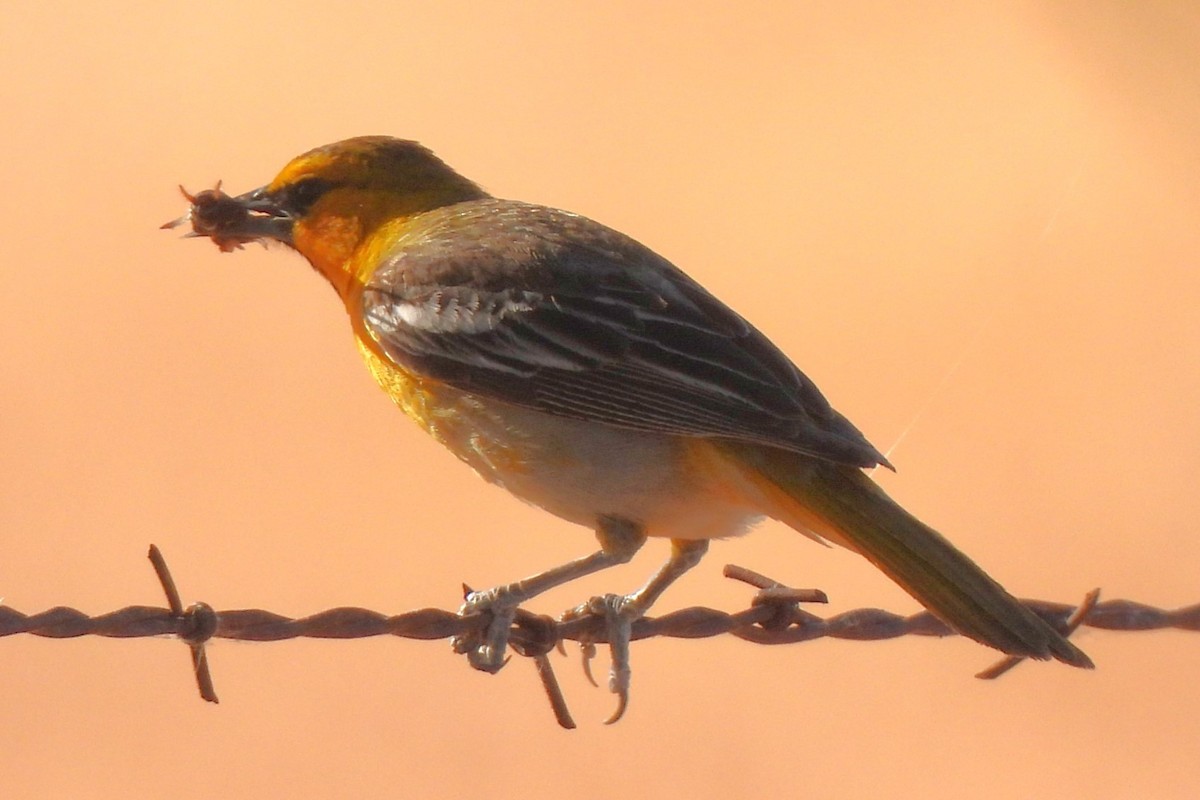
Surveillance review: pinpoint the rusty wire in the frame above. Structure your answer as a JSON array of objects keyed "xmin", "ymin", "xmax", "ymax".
[{"xmin": 2, "ymin": 546, "xmax": 1198, "ymax": 728}]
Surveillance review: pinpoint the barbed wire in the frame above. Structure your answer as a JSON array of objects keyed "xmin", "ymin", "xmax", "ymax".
[{"xmin": 2, "ymin": 546, "xmax": 1197, "ymax": 727}]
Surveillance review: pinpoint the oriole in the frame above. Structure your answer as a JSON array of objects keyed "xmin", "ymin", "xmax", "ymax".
[{"xmin": 167, "ymin": 136, "xmax": 1091, "ymax": 715}]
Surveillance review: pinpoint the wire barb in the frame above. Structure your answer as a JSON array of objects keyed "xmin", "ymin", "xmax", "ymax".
[
  {"xmin": 148, "ymin": 545, "xmax": 219, "ymax": 703},
  {"xmin": 4, "ymin": 548, "xmax": 1199, "ymax": 727}
]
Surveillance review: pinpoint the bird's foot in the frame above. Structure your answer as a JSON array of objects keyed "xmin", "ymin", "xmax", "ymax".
[
  {"xmin": 562, "ymin": 593, "xmax": 643, "ymax": 724},
  {"xmin": 452, "ymin": 585, "xmax": 518, "ymax": 674}
]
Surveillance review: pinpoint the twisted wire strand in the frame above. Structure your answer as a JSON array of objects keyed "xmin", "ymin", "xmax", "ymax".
[{"xmin": 3, "ymin": 547, "xmax": 1195, "ymax": 728}]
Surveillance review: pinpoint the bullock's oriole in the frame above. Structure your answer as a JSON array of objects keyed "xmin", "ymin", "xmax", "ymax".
[{"xmin": 166, "ymin": 136, "xmax": 1091, "ymax": 718}]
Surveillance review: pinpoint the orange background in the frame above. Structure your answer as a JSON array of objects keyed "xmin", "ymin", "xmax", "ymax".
[{"xmin": 3, "ymin": 3, "xmax": 1198, "ymax": 798}]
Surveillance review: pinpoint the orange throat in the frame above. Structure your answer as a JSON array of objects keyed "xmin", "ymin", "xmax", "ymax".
[{"xmin": 293, "ymin": 215, "xmax": 366, "ymax": 301}]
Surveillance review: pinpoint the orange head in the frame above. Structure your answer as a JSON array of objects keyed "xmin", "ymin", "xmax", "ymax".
[{"xmin": 171, "ymin": 136, "xmax": 489, "ymax": 298}]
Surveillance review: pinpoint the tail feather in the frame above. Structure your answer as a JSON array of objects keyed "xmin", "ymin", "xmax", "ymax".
[{"xmin": 726, "ymin": 443, "xmax": 1092, "ymax": 668}]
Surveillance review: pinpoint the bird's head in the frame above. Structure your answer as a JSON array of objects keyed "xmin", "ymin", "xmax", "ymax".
[{"xmin": 165, "ymin": 136, "xmax": 488, "ymax": 296}]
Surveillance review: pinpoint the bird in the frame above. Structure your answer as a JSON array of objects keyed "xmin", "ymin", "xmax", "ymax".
[{"xmin": 165, "ymin": 135, "xmax": 1091, "ymax": 719}]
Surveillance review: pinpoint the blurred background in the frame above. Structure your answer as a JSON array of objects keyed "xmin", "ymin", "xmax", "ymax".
[{"xmin": 2, "ymin": 2, "xmax": 1198, "ymax": 797}]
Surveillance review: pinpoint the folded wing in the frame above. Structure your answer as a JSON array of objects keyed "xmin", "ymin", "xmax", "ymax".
[{"xmin": 358, "ymin": 201, "xmax": 890, "ymax": 469}]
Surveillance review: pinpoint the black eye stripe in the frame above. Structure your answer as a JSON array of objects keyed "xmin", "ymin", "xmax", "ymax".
[{"xmin": 284, "ymin": 177, "xmax": 334, "ymax": 215}]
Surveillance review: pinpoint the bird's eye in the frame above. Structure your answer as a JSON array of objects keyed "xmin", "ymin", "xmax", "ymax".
[{"xmin": 284, "ymin": 177, "xmax": 334, "ymax": 215}]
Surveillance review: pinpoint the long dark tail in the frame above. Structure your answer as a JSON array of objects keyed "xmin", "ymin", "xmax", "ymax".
[{"xmin": 726, "ymin": 443, "xmax": 1092, "ymax": 668}]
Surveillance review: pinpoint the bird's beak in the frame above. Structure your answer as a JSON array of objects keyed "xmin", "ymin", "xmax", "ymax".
[{"xmin": 162, "ymin": 183, "xmax": 294, "ymax": 252}]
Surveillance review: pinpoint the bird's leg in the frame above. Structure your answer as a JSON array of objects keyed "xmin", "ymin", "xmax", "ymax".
[
  {"xmin": 454, "ymin": 516, "xmax": 646, "ymax": 673},
  {"xmin": 566, "ymin": 537, "xmax": 709, "ymax": 723}
]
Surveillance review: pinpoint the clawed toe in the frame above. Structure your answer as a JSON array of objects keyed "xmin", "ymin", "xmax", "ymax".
[
  {"xmin": 563, "ymin": 593, "xmax": 642, "ymax": 723},
  {"xmin": 452, "ymin": 586, "xmax": 518, "ymax": 674}
]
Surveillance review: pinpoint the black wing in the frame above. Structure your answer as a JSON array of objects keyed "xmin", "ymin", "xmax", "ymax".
[{"xmin": 357, "ymin": 201, "xmax": 890, "ymax": 469}]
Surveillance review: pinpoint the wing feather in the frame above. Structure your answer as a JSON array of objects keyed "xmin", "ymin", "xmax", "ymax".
[{"xmin": 357, "ymin": 201, "xmax": 889, "ymax": 468}]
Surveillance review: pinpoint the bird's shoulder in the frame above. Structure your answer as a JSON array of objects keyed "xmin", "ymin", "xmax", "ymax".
[{"xmin": 370, "ymin": 199, "xmax": 682, "ymax": 294}]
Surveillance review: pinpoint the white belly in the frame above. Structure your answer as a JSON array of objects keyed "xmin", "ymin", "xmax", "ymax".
[{"xmin": 428, "ymin": 389, "xmax": 767, "ymax": 540}]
